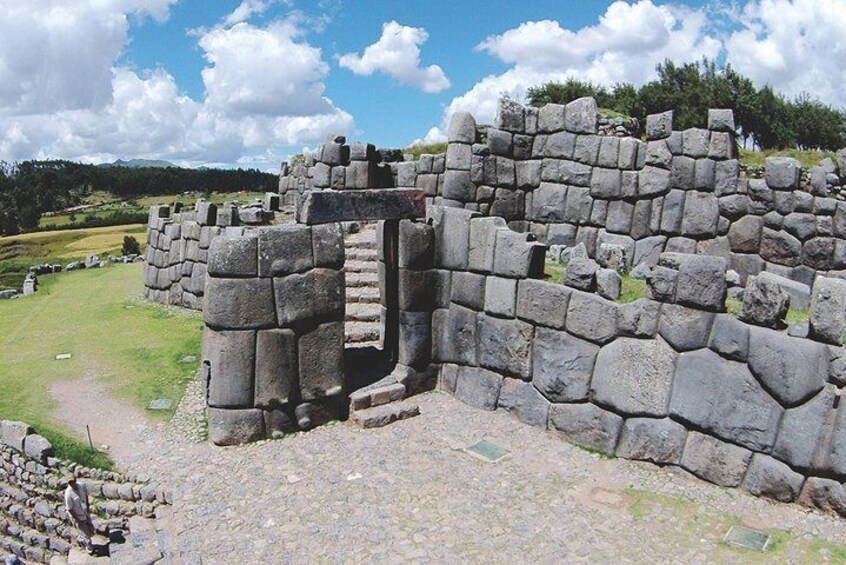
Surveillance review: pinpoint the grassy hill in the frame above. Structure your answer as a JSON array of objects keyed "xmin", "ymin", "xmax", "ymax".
[{"xmin": 0, "ymin": 263, "xmax": 202, "ymax": 468}]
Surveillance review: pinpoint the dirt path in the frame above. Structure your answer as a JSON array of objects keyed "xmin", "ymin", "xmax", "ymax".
[{"xmin": 50, "ymin": 375, "xmax": 165, "ymax": 468}]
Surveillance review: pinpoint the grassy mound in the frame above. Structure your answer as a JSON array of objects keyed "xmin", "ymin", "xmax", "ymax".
[{"xmin": 0, "ymin": 264, "xmax": 202, "ymax": 468}]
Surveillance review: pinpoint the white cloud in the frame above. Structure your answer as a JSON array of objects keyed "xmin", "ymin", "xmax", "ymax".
[
  {"xmin": 724, "ymin": 0, "xmax": 846, "ymax": 106},
  {"xmin": 0, "ymin": 5, "xmax": 354, "ymax": 171},
  {"xmin": 222, "ymin": 0, "xmax": 272, "ymax": 26},
  {"xmin": 338, "ymin": 20, "xmax": 450, "ymax": 93},
  {"xmin": 409, "ymin": 126, "xmax": 447, "ymax": 147}
]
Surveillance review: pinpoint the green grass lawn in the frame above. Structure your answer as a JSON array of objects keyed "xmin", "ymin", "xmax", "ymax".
[
  {"xmin": 0, "ymin": 224, "xmax": 148, "ymax": 290},
  {"xmin": 0, "ymin": 264, "xmax": 203, "ymax": 467}
]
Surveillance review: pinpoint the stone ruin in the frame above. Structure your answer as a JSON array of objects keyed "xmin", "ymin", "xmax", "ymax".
[{"xmin": 140, "ymin": 97, "xmax": 846, "ymax": 518}]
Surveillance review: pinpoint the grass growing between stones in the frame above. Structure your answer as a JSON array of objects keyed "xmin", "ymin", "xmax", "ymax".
[
  {"xmin": 739, "ymin": 148, "xmax": 837, "ymax": 169},
  {"xmin": 0, "ymin": 263, "xmax": 202, "ymax": 467},
  {"xmin": 618, "ymin": 275, "xmax": 647, "ymax": 304},
  {"xmin": 404, "ymin": 142, "xmax": 448, "ymax": 159},
  {"xmin": 624, "ymin": 487, "xmax": 846, "ymax": 563}
]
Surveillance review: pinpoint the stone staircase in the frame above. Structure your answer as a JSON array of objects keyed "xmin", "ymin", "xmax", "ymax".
[
  {"xmin": 344, "ymin": 224, "xmax": 382, "ymax": 348},
  {"xmin": 348, "ymin": 374, "xmax": 421, "ymax": 429}
]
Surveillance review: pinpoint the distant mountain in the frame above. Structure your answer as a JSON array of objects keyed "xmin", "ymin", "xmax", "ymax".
[{"xmin": 98, "ymin": 158, "xmax": 176, "ymax": 169}]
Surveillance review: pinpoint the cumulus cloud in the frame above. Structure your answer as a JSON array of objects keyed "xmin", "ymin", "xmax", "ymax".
[
  {"xmin": 338, "ymin": 20, "xmax": 450, "ymax": 93},
  {"xmin": 222, "ymin": 0, "xmax": 272, "ymax": 26},
  {"xmin": 0, "ymin": 4, "xmax": 353, "ymax": 170},
  {"xmin": 409, "ymin": 126, "xmax": 447, "ymax": 147}
]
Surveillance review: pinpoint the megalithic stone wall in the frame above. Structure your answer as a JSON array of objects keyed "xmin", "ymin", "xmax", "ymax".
[
  {"xmin": 202, "ymin": 223, "xmax": 346, "ymax": 446},
  {"xmin": 430, "ymin": 204, "xmax": 846, "ymax": 517}
]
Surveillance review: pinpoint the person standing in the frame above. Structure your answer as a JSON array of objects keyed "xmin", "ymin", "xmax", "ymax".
[{"xmin": 64, "ymin": 474, "xmax": 95, "ymax": 553}]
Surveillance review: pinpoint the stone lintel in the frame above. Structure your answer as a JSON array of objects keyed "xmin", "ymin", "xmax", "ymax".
[{"xmin": 297, "ymin": 189, "xmax": 426, "ymax": 225}]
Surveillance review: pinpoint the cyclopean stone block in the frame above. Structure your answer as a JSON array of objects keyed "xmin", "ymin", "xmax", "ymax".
[
  {"xmin": 450, "ymin": 271, "xmax": 485, "ymax": 311},
  {"xmin": 298, "ymin": 322, "xmax": 344, "ymax": 401},
  {"xmin": 646, "ymin": 111, "xmax": 673, "ymax": 140},
  {"xmin": 254, "ymin": 329, "xmax": 297, "ymax": 408},
  {"xmin": 773, "ymin": 385, "xmax": 834, "ymax": 470},
  {"xmin": 204, "ymin": 277, "xmax": 276, "ymax": 330},
  {"xmin": 618, "ymin": 299, "xmax": 661, "ymax": 338},
  {"xmin": 708, "ymin": 108, "xmax": 735, "ymax": 132},
  {"xmin": 448, "ymin": 111, "xmax": 476, "ymax": 143},
  {"xmin": 809, "ymin": 276, "xmax": 846, "ymax": 345},
  {"xmin": 454, "ymin": 365, "xmax": 503, "ymax": 411},
  {"xmin": 532, "ymin": 328, "xmax": 597, "ymax": 402},
  {"xmin": 798, "ymin": 477, "xmax": 846, "ymax": 517},
  {"xmin": 680, "ymin": 431, "xmax": 752, "ymax": 488},
  {"xmin": 443, "ymin": 170, "xmax": 476, "ymax": 201},
  {"xmin": 398, "ymin": 311, "xmax": 432, "ymax": 369},
  {"xmin": 516, "ymin": 279, "xmax": 571, "ymax": 329},
  {"xmin": 207, "ymin": 235, "xmax": 258, "ymax": 277},
  {"xmin": 565, "ymin": 291, "xmax": 618, "ymax": 344},
  {"xmin": 398, "ymin": 220, "xmax": 434, "ymax": 270},
  {"xmin": 399, "ymin": 268, "xmax": 436, "ymax": 311},
  {"xmin": 742, "ymin": 453, "xmax": 804, "ymax": 503},
  {"xmin": 747, "ymin": 326, "xmax": 827, "ymax": 407},
  {"xmin": 297, "ymin": 189, "xmax": 426, "ymax": 224},
  {"xmin": 208, "ymin": 408, "xmax": 265, "ymax": 446},
  {"xmin": 592, "ymin": 337, "xmax": 677, "ymax": 417},
  {"xmin": 484, "ymin": 276, "xmax": 517, "ymax": 317},
  {"xmin": 0, "ymin": 421, "xmax": 32, "ymax": 452},
  {"xmin": 564, "ymin": 97, "xmax": 598, "ymax": 134},
  {"xmin": 432, "ymin": 304, "xmax": 479, "ymax": 366},
  {"xmin": 739, "ymin": 275, "xmax": 789, "ymax": 328},
  {"xmin": 671, "ymin": 348, "xmax": 782, "ymax": 451},
  {"xmin": 23, "ymin": 434, "xmax": 53, "ymax": 464},
  {"xmin": 258, "ymin": 225, "xmax": 313, "ymax": 277},
  {"xmin": 549, "ymin": 403, "xmax": 623, "ymax": 455},
  {"xmin": 616, "ymin": 417, "xmax": 687, "ymax": 465},
  {"xmin": 658, "ymin": 304, "xmax": 714, "ymax": 351},
  {"xmin": 497, "ymin": 379, "xmax": 550, "ymax": 428},
  {"xmin": 433, "ymin": 206, "xmax": 477, "ymax": 270},
  {"xmin": 204, "ymin": 328, "xmax": 257, "ymax": 408},
  {"xmin": 311, "ymin": 223, "xmax": 345, "ymax": 269},
  {"xmin": 681, "ymin": 192, "xmax": 719, "ymax": 237},
  {"xmin": 492, "ymin": 229, "xmax": 545, "ymax": 278},
  {"xmin": 274, "ymin": 269, "xmax": 345, "ymax": 326},
  {"xmin": 673, "ymin": 254, "xmax": 727, "ymax": 312},
  {"xmin": 708, "ymin": 313, "xmax": 750, "ymax": 362},
  {"xmin": 765, "ymin": 156, "xmax": 801, "ymax": 190},
  {"xmin": 478, "ymin": 315, "xmax": 534, "ymax": 379}
]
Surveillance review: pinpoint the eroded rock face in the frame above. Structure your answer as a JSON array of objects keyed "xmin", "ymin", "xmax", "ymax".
[
  {"xmin": 747, "ymin": 326, "xmax": 827, "ymax": 407},
  {"xmin": 738, "ymin": 276, "xmax": 789, "ymax": 329}
]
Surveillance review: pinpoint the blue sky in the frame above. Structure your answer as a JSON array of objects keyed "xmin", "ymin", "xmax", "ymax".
[{"xmin": 0, "ymin": 0, "xmax": 843, "ymax": 170}]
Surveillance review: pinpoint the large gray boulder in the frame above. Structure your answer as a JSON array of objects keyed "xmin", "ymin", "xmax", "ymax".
[
  {"xmin": 497, "ymin": 379, "xmax": 550, "ymax": 428},
  {"xmin": 447, "ymin": 112, "xmax": 476, "ymax": 143},
  {"xmin": 671, "ymin": 349, "xmax": 782, "ymax": 451},
  {"xmin": 747, "ymin": 326, "xmax": 827, "ymax": 407},
  {"xmin": 738, "ymin": 275, "xmax": 789, "ymax": 328},
  {"xmin": 658, "ymin": 304, "xmax": 714, "ymax": 351},
  {"xmin": 809, "ymin": 276, "xmax": 846, "ymax": 344},
  {"xmin": 591, "ymin": 337, "xmax": 677, "ymax": 417},
  {"xmin": 208, "ymin": 235, "xmax": 258, "ymax": 277},
  {"xmin": 616, "ymin": 417, "xmax": 687, "ymax": 465},
  {"xmin": 757, "ymin": 271, "xmax": 811, "ymax": 310},
  {"xmin": 564, "ymin": 257, "xmax": 598, "ymax": 291},
  {"xmin": 532, "ymin": 328, "xmax": 598, "ymax": 402},
  {"xmin": 549, "ymin": 403, "xmax": 623, "ymax": 455},
  {"xmin": 618, "ymin": 299, "xmax": 661, "ymax": 338},
  {"xmin": 565, "ymin": 291, "xmax": 618, "ymax": 344},
  {"xmin": 454, "ymin": 366, "xmax": 503, "ymax": 411},
  {"xmin": 0, "ymin": 421, "xmax": 32, "ymax": 452},
  {"xmin": 707, "ymin": 313, "xmax": 750, "ymax": 362},
  {"xmin": 477, "ymin": 315, "xmax": 534, "ymax": 379},
  {"xmin": 765, "ymin": 157, "xmax": 801, "ymax": 190},
  {"xmin": 204, "ymin": 329, "xmax": 257, "ymax": 408},
  {"xmin": 772, "ymin": 385, "xmax": 835, "ymax": 470},
  {"xmin": 564, "ymin": 97, "xmax": 598, "ymax": 134},
  {"xmin": 208, "ymin": 408, "xmax": 265, "ymax": 446},
  {"xmin": 680, "ymin": 431, "xmax": 752, "ymax": 487},
  {"xmin": 516, "ymin": 279, "xmax": 571, "ymax": 329},
  {"xmin": 645, "ymin": 111, "xmax": 673, "ymax": 140},
  {"xmin": 23, "ymin": 434, "xmax": 53, "ymax": 464},
  {"xmin": 741, "ymin": 453, "xmax": 804, "ymax": 502},
  {"xmin": 798, "ymin": 477, "xmax": 846, "ymax": 517},
  {"xmin": 670, "ymin": 253, "xmax": 727, "ymax": 312}
]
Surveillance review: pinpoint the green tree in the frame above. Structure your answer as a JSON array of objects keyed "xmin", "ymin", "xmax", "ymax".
[{"xmin": 121, "ymin": 235, "xmax": 141, "ymax": 256}]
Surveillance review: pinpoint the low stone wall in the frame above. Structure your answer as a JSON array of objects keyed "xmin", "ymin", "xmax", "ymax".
[
  {"xmin": 0, "ymin": 421, "xmax": 171, "ymax": 563},
  {"xmin": 426, "ymin": 207, "xmax": 846, "ymax": 516},
  {"xmin": 202, "ymin": 223, "xmax": 347, "ymax": 445}
]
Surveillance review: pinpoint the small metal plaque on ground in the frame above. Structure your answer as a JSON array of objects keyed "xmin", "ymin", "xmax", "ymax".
[
  {"xmin": 465, "ymin": 440, "xmax": 509, "ymax": 462},
  {"xmin": 148, "ymin": 399, "xmax": 173, "ymax": 411},
  {"xmin": 725, "ymin": 525, "xmax": 771, "ymax": 552}
]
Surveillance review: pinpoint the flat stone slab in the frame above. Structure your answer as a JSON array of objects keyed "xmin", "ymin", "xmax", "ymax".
[
  {"xmin": 297, "ymin": 189, "xmax": 426, "ymax": 224},
  {"xmin": 724, "ymin": 525, "xmax": 771, "ymax": 552},
  {"xmin": 148, "ymin": 398, "xmax": 173, "ymax": 411}
]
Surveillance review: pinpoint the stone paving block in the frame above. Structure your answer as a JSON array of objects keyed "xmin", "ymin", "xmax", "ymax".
[
  {"xmin": 254, "ymin": 329, "xmax": 297, "ymax": 408},
  {"xmin": 454, "ymin": 366, "xmax": 503, "ymax": 411},
  {"xmin": 616, "ymin": 417, "xmax": 687, "ymax": 465},
  {"xmin": 204, "ymin": 328, "xmax": 257, "ymax": 408},
  {"xmin": 592, "ymin": 337, "xmax": 677, "ymax": 417},
  {"xmin": 549, "ymin": 403, "xmax": 622, "ymax": 455},
  {"xmin": 298, "ymin": 322, "xmax": 344, "ymax": 401},
  {"xmin": 680, "ymin": 431, "xmax": 752, "ymax": 488}
]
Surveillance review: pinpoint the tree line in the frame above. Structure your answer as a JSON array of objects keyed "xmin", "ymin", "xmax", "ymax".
[
  {"xmin": 526, "ymin": 58, "xmax": 846, "ymax": 152},
  {"xmin": 0, "ymin": 160, "xmax": 277, "ymax": 235}
]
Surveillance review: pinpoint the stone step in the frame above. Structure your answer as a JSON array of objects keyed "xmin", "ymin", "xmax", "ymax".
[
  {"xmin": 350, "ymin": 381, "xmax": 405, "ymax": 411},
  {"xmin": 345, "ymin": 249, "xmax": 378, "ymax": 261},
  {"xmin": 347, "ymin": 287, "xmax": 380, "ymax": 303},
  {"xmin": 345, "ymin": 272, "xmax": 378, "ymax": 288},
  {"xmin": 350, "ymin": 401, "xmax": 420, "ymax": 429},
  {"xmin": 345, "ymin": 340, "xmax": 381, "ymax": 350},
  {"xmin": 345, "ymin": 322, "xmax": 381, "ymax": 343},
  {"xmin": 343, "ymin": 260, "xmax": 378, "ymax": 274},
  {"xmin": 345, "ymin": 303, "xmax": 381, "ymax": 322},
  {"xmin": 344, "ymin": 237, "xmax": 377, "ymax": 250}
]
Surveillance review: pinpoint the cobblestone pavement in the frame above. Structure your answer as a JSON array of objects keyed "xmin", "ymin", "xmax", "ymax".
[{"xmin": 118, "ymin": 381, "xmax": 846, "ymax": 564}]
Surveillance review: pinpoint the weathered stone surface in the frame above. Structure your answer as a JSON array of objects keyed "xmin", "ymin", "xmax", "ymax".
[
  {"xmin": 658, "ymin": 304, "xmax": 714, "ymax": 351},
  {"xmin": 433, "ymin": 206, "xmax": 476, "ymax": 270},
  {"xmin": 784, "ymin": 212, "xmax": 817, "ymax": 241},
  {"xmin": 398, "ymin": 311, "xmax": 432, "ymax": 369},
  {"xmin": 531, "ymin": 182, "xmax": 568, "ymax": 222},
  {"xmin": 616, "ymin": 418, "xmax": 687, "ymax": 465},
  {"xmin": 298, "ymin": 322, "xmax": 344, "ymax": 401},
  {"xmin": 543, "ymin": 132, "xmax": 576, "ymax": 159},
  {"xmin": 590, "ymin": 168, "xmax": 621, "ymax": 198},
  {"xmin": 468, "ymin": 216, "xmax": 507, "ymax": 273},
  {"xmin": 672, "ymin": 349, "xmax": 782, "ymax": 451},
  {"xmin": 773, "ymin": 385, "xmax": 834, "ymax": 470},
  {"xmin": 728, "ymin": 216, "xmax": 763, "ymax": 253},
  {"xmin": 274, "ymin": 269, "xmax": 344, "ymax": 326},
  {"xmin": 680, "ymin": 192, "xmax": 718, "ymax": 237},
  {"xmin": 672, "ymin": 254, "xmax": 727, "ymax": 312},
  {"xmin": 447, "ymin": 111, "xmax": 476, "ymax": 143},
  {"xmin": 757, "ymin": 271, "xmax": 811, "ymax": 310},
  {"xmin": 442, "ymin": 170, "xmax": 476, "ymax": 202},
  {"xmin": 450, "ymin": 271, "xmax": 485, "ymax": 311},
  {"xmin": 257, "ymin": 225, "xmax": 313, "ymax": 277},
  {"xmin": 565, "ymin": 291, "xmax": 618, "ymax": 344},
  {"xmin": 549, "ymin": 403, "xmax": 623, "ymax": 455},
  {"xmin": 708, "ymin": 313, "xmax": 749, "ymax": 361},
  {"xmin": 254, "ymin": 329, "xmax": 297, "ymax": 408},
  {"xmin": 708, "ymin": 108, "xmax": 735, "ymax": 132},
  {"xmin": 399, "ymin": 268, "xmax": 436, "ymax": 311},
  {"xmin": 23, "ymin": 435, "xmax": 53, "ymax": 464},
  {"xmin": 595, "ymin": 268, "xmax": 621, "ymax": 300},
  {"xmin": 432, "ymin": 305, "xmax": 478, "ymax": 366},
  {"xmin": 738, "ymin": 275, "xmax": 789, "ymax": 329},
  {"xmin": 496, "ymin": 97, "xmax": 525, "ymax": 132},
  {"xmin": 208, "ymin": 408, "xmax": 265, "ymax": 446},
  {"xmin": 311, "ymin": 223, "xmax": 344, "ymax": 269},
  {"xmin": 809, "ymin": 276, "xmax": 846, "ymax": 344},
  {"xmin": 0, "ymin": 421, "xmax": 32, "ymax": 452},
  {"xmin": 515, "ymin": 279, "xmax": 570, "ymax": 330},
  {"xmin": 680, "ymin": 431, "xmax": 752, "ymax": 487},
  {"xmin": 208, "ymin": 235, "xmax": 258, "ymax": 277},
  {"xmin": 765, "ymin": 156, "xmax": 801, "ymax": 190},
  {"xmin": 748, "ymin": 326, "xmax": 827, "ymax": 407},
  {"xmin": 618, "ymin": 299, "xmax": 661, "ymax": 338},
  {"xmin": 826, "ymin": 400, "xmax": 846, "ymax": 476},
  {"xmin": 493, "ymin": 229, "xmax": 544, "ymax": 278},
  {"xmin": 565, "ymin": 257, "xmax": 598, "ymax": 291},
  {"xmin": 478, "ymin": 315, "xmax": 534, "ymax": 379},
  {"xmin": 798, "ymin": 477, "xmax": 846, "ymax": 517},
  {"xmin": 532, "ymin": 328, "xmax": 598, "ymax": 402},
  {"xmin": 454, "ymin": 366, "xmax": 503, "ymax": 411},
  {"xmin": 682, "ymin": 128, "xmax": 709, "ymax": 158},
  {"xmin": 205, "ymin": 277, "xmax": 276, "ymax": 329},
  {"xmin": 297, "ymin": 189, "xmax": 426, "ymax": 224},
  {"xmin": 538, "ymin": 103, "xmax": 566, "ymax": 133},
  {"xmin": 646, "ymin": 110, "xmax": 673, "ymax": 140},
  {"xmin": 742, "ymin": 454, "xmax": 804, "ymax": 502},
  {"xmin": 670, "ymin": 156, "xmax": 695, "ymax": 188},
  {"xmin": 564, "ymin": 97, "xmax": 598, "ymax": 134},
  {"xmin": 484, "ymin": 276, "xmax": 517, "ymax": 317},
  {"xmin": 446, "ymin": 142, "xmax": 473, "ymax": 169},
  {"xmin": 497, "ymin": 379, "xmax": 550, "ymax": 428},
  {"xmin": 592, "ymin": 337, "xmax": 677, "ymax": 417}
]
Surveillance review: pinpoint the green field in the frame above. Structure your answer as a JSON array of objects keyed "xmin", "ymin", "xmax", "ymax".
[
  {"xmin": 0, "ymin": 264, "xmax": 202, "ymax": 468},
  {"xmin": 0, "ymin": 224, "xmax": 148, "ymax": 290},
  {"xmin": 738, "ymin": 148, "xmax": 837, "ymax": 169}
]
